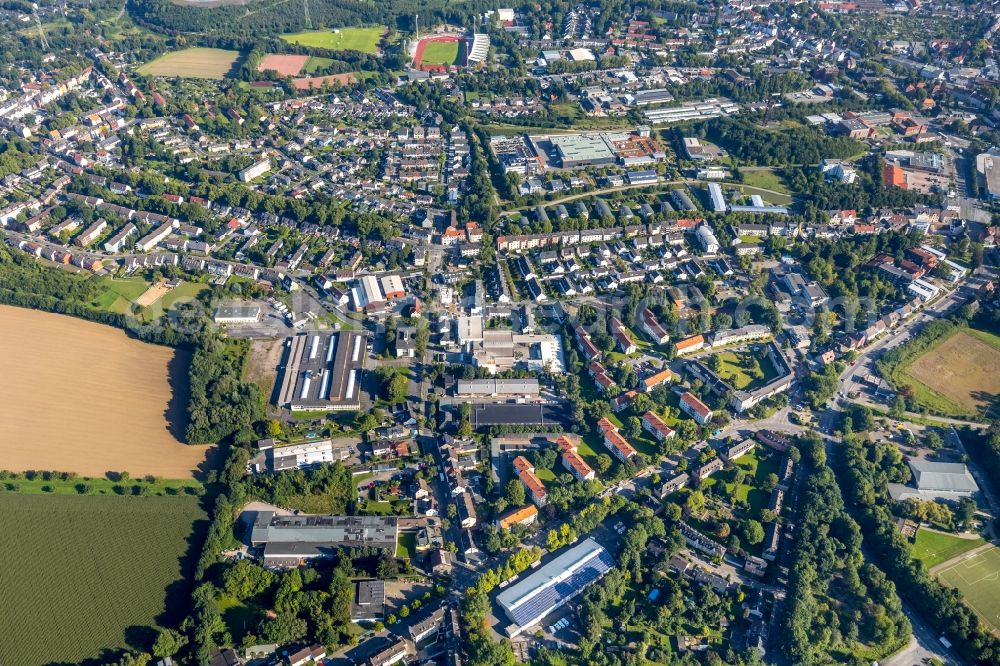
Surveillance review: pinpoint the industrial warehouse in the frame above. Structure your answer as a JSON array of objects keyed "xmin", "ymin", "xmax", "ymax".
[
  {"xmin": 250, "ymin": 512, "xmax": 399, "ymax": 567},
  {"xmin": 276, "ymin": 331, "xmax": 367, "ymax": 412},
  {"xmin": 496, "ymin": 538, "xmax": 615, "ymax": 636}
]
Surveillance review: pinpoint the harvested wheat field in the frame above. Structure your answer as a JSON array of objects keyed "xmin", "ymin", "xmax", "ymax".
[
  {"xmin": 0, "ymin": 305, "xmax": 210, "ymax": 478},
  {"xmin": 138, "ymin": 47, "xmax": 240, "ymax": 79},
  {"xmin": 905, "ymin": 329, "xmax": 1000, "ymax": 415}
]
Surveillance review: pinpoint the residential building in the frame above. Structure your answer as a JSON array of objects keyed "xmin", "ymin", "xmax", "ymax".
[{"xmin": 679, "ymin": 392, "xmax": 713, "ymax": 425}]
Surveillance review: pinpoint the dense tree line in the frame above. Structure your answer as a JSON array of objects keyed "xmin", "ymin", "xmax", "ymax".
[
  {"xmin": 185, "ymin": 337, "xmax": 264, "ymax": 444},
  {"xmin": 127, "ymin": 0, "xmax": 495, "ymax": 39},
  {"xmin": 783, "ymin": 432, "xmax": 910, "ymax": 662},
  {"xmin": 706, "ymin": 117, "xmax": 867, "ymax": 167},
  {"xmin": 838, "ymin": 432, "xmax": 1000, "ymax": 664}
]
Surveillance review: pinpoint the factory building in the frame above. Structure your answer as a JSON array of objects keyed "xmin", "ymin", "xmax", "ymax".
[{"xmin": 276, "ymin": 331, "xmax": 367, "ymax": 411}]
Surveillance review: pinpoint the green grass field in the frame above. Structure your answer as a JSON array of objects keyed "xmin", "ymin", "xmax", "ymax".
[
  {"xmin": 138, "ymin": 48, "xmax": 241, "ymax": 79},
  {"xmin": 302, "ymin": 56, "xmax": 336, "ymax": 73},
  {"xmin": 711, "ymin": 350, "xmax": 778, "ymax": 391},
  {"xmin": 0, "ymin": 494, "xmax": 206, "ymax": 665},
  {"xmin": 535, "ymin": 466, "xmax": 557, "ymax": 482},
  {"xmin": 89, "ymin": 275, "xmax": 150, "ymax": 314},
  {"xmin": 420, "ymin": 40, "xmax": 461, "ymax": 66},
  {"xmin": 912, "ymin": 528, "xmax": 986, "ymax": 570},
  {"xmin": 88, "ymin": 277, "xmax": 208, "ymax": 321},
  {"xmin": 142, "ymin": 282, "xmax": 208, "ymax": 321},
  {"xmin": 396, "ymin": 531, "xmax": 417, "ymax": 559},
  {"xmin": 739, "ymin": 169, "xmax": 789, "ymax": 194},
  {"xmin": 281, "ymin": 27, "xmax": 384, "ymax": 53},
  {"xmin": 937, "ymin": 545, "xmax": 1000, "ymax": 633}
]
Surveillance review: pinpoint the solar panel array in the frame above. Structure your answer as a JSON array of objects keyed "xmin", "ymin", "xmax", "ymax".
[{"xmin": 506, "ymin": 548, "xmax": 615, "ymax": 627}]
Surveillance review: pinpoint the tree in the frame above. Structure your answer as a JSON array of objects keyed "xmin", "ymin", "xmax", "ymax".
[
  {"xmin": 686, "ymin": 490, "xmax": 706, "ymax": 517},
  {"xmin": 761, "ymin": 473, "xmax": 779, "ymax": 492},
  {"xmin": 596, "ymin": 454, "xmax": 613, "ymax": 475},
  {"xmin": 743, "ymin": 520, "xmax": 764, "ymax": 545},
  {"xmin": 505, "ymin": 478, "xmax": 526, "ymax": 506},
  {"xmin": 223, "ymin": 559, "xmax": 274, "ymax": 600},
  {"xmin": 386, "ymin": 372, "xmax": 408, "ymax": 405},
  {"xmin": 956, "ymin": 497, "xmax": 976, "ymax": 530},
  {"xmin": 152, "ymin": 629, "xmax": 187, "ymax": 658},
  {"xmin": 625, "ymin": 416, "xmax": 642, "ymax": 439},
  {"xmin": 265, "ymin": 419, "xmax": 282, "ymax": 438}
]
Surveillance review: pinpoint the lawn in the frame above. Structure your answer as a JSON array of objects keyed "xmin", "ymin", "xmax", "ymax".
[
  {"xmin": 710, "ymin": 350, "xmax": 778, "ymax": 391},
  {"xmin": 739, "ymin": 169, "xmax": 789, "ymax": 194},
  {"xmin": 577, "ymin": 432, "xmax": 606, "ymax": 470},
  {"xmin": 303, "ymin": 56, "xmax": 336, "ymax": 73},
  {"xmin": 535, "ymin": 466, "xmax": 557, "ymax": 482},
  {"xmin": 727, "ymin": 448, "xmax": 779, "ymax": 517},
  {"xmin": 142, "ymin": 281, "xmax": 208, "ymax": 321},
  {"xmin": 731, "ymin": 184, "xmax": 794, "ymax": 206},
  {"xmin": 912, "ymin": 528, "xmax": 986, "ymax": 570},
  {"xmin": 901, "ymin": 329, "xmax": 1000, "ymax": 418},
  {"xmin": 138, "ymin": 48, "xmax": 242, "ymax": 79},
  {"xmin": 396, "ymin": 531, "xmax": 417, "ymax": 559},
  {"xmin": 281, "ymin": 27, "xmax": 385, "ymax": 54},
  {"xmin": 89, "ymin": 275, "xmax": 150, "ymax": 314},
  {"xmin": 216, "ymin": 594, "xmax": 261, "ymax": 643},
  {"xmin": 420, "ymin": 40, "xmax": 462, "ymax": 66},
  {"xmin": 937, "ymin": 545, "xmax": 1000, "ymax": 633},
  {"xmin": 0, "ymin": 494, "xmax": 206, "ymax": 666}
]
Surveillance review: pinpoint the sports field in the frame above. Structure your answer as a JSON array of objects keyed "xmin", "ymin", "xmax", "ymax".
[
  {"xmin": 0, "ymin": 494, "xmax": 207, "ymax": 665},
  {"xmin": 912, "ymin": 527, "xmax": 986, "ymax": 570},
  {"xmin": 0, "ymin": 305, "xmax": 210, "ymax": 478},
  {"xmin": 418, "ymin": 38, "xmax": 463, "ymax": 66},
  {"xmin": 937, "ymin": 545, "xmax": 1000, "ymax": 633},
  {"xmin": 903, "ymin": 329, "xmax": 1000, "ymax": 416},
  {"xmin": 138, "ymin": 47, "xmax": 241, "ymax": 79},
  {"xmin": 281, "ymin": 26, "xmax": 385, "ymax": 53}
]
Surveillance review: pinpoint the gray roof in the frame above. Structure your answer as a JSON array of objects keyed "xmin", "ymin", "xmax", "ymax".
[
  {"xmin": 496, "ymin": 538, "xmax": 613, "ymax": 625},
  {"xmin": 251, "ymin": 512, "xmax": 398, "ymax": 549},
  {"xmin": 456, "ymin": 378, "xmax": 540, "ymax": 395},
  {"xmin": 909, "ymin": 460, "xmax": 979, "ymax": 493}
]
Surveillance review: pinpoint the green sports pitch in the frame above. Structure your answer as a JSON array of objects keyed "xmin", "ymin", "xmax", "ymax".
[
  {"xmin": 937, "ymin": 545, "xmax": 1000, "ymax": 633},
  {"xmin": 281, "ymin": 27, "xmax": 384, "ymax": 53},
  {"xmin": 419, "ymin": 39, "xmax": 463, "ymax": 66}
]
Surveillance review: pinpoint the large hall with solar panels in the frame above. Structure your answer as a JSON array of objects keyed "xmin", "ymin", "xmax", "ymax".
[{"xmin": 496, "ymin": 538, "xmax": 615, "ymax": 636}]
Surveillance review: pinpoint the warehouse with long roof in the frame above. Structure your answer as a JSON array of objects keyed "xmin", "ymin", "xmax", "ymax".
[
  {"xmin": 276, "ymin": 331, "xmax": 367, "ymax": 412},
  {"xmin": 496, "ymin": 538, "xmax": 615, "ymax": 636}
]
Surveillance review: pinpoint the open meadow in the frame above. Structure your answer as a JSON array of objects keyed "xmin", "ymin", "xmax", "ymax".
[
  {"xmin": 0, "ymin": 494, "xmax": 207, "ymax": 665},
  {"xmin": 138, "ymin": 47, "xmax": 241, "ymax": 79},
  {"xmin": 0, "ymin": 305, "xmax": 210, "ymax": 478},
  {"xmin": 281, "ymin": 26, "xmax": 385, "ymax": 53},
  {"xmin": 937, "ymin": 545, "xmax": 1000, "ymax": 634},
  {"xmin": 902, "ymin": 329, "xmax": 1000, "ymax": 417},
  {"xmin": 912, "ymin": 527, "xmax": 986, "ymax": 570}
]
